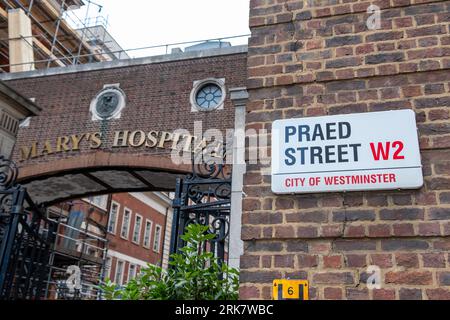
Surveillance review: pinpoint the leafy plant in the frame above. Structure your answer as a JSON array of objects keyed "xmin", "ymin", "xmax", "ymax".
[{"xmin": 100, "ymin": 224, "xmax": 239, "ymax": 300}]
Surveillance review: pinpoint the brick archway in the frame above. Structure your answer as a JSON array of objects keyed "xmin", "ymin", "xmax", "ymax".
[
  {"xmin": 14, "ymin": 151, "xmax": 191, "ymax": 205},
  {"xmin": 18, "ymin": 151, "xmax": 190, "ymax": 182},
  {"xmin": 16, "ymin": 151, "xmax": 191, "ymax": 206},
  {"xmin": 1, "ymin": 47, "xmax": 247, "ymax": 206}
]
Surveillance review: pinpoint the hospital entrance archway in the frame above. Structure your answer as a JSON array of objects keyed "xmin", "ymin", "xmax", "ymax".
[{"xmin": 0, "ymin": 46, "xmax": 246, "ymax": 299}]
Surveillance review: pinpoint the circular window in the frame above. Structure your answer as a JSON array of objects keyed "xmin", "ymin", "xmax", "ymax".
[
  {"xmin": 191, "ymin": 78, "xmax": 226, "ymax": 112},
  {"xmin": 196, "ymin": 83, "xmax": 223, "ymax": 110},
  {"xmin": 90, "ymin": 87, "xmax": 126, "ymax": 120}
]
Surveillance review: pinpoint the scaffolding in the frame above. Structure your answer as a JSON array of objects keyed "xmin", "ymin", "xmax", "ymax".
[
  {"xmin": 43, "ymin": 201, "xmax": 108, "ymax": 300},
  {"xmin": 0, "ymin": 0, "xmax": 250, "ymax": 72},
  {"xmin": 0, "ymin": 0, "xmax": 113, "ymax": 72},
  {"xmin": 0, "ymin": 0, "xmax": 250, "ymax": 73}
]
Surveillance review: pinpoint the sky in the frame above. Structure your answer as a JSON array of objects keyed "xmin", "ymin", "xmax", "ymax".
[{"xmin": 70, "ymin": 0, "xmax": 250, "ymax": 58}]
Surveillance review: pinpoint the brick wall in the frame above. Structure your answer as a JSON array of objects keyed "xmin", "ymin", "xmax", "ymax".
[
  {"xmin": 5, "ymin": 52, "xmax": 247, "ymax": 172},
  {"xmin": 242, "ymin": 0, "xmax": 450, "ymax": 299},
  {"xmin": 107, "ymin": 193, "xmax": 166, "ymax": 265}
]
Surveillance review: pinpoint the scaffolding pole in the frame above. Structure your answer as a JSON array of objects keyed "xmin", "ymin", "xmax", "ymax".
[
  {"xmin": 47, "ymin": 0, "xmax": 66, "ymax": 68},
  {"xmin": 73, "ymin": 0, "xmax": 90, "ymax": 64}
]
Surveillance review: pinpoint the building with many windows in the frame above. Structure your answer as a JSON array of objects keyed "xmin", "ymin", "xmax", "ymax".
[
  {"xmin": 44, "ymin": 191, "xmax": 173, "ymax": 299},
  {"xmin": 104, "ymin": 192, "xmax": 172, "ymax": 286}
]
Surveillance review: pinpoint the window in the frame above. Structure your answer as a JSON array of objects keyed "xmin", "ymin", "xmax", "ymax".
[
  {"xmin": 143, "ymin": 220, "xmax": 153, "ymax": 249},
  {"xmin": 84, "ymin": 195, "xmax": 108, "ymax": 210},
  {"xmin": 105, "ymin": 257, "xmax": 112, "ymax": 280},
  {"xmin": 153, "ymin": 224, "xmax": 162, "ymax": 253},
  {"xmin": 132, "ymin": 214, "xmax": 142, "ymax": 244},
  {"xmin": 128, "ymin": 264, "xmax": 136, "ymax": 281},
  {"xmin": 120, "ymin": 208, "xmax": 132, "ymax": 239},
  {"xmin": 0, "ymin": 111, "xmax": 19, "ymax": 135},
  {"xmin": 195, "ymin": 83, "xmax": 223, "ymax": 110},
  {"xmin": 107, "ymin": 202, "xmax": 119, "ymax": 234},
  {"xmin": 190, "ymin": 78, "xmax": 226, "ymax": 112},
  {"xmin": 115, "ymin": 260, "xmax": 124, "ymax": 285}
]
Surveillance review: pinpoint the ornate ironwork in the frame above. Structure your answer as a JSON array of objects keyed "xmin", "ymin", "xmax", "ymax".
[
  {"xmin": 170, "ymin": 146, "xmax": 232, "ymax": 267},
  {"xmin": 0, "ymin": 156, "xmax": 56, "ymax": 300},
  {"xmin": 0, "ymin": 156, "xmax": 18, "ymax": 190},
  {"xmin": 191, "ymin": 146, "xmax": 232, "ymax": 180},
  {"xmin": 0, "ymin": 157, "xmax": 17, "ymax": 251}
]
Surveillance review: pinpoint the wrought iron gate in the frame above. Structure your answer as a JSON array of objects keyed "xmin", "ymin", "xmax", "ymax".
[
  {"xmin": 0, "ymin": 157, "xmax": 56, "ymax": 300},
  {"xmin": 0, "ymin": 147, "xmax": 233, "ymax": 299},
  {"xmin": 170, "ymin": 150, "xmax": 232, "ymax": 266}
]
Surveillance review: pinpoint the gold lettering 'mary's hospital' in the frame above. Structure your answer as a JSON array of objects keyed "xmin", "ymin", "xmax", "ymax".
[
  {"xmin": 1, "ymin": 0, "xmax": 450, "ymax": 301},
  {"xmin": 20, "ymin": 130, "xmax": 224, "ymax": 161}
]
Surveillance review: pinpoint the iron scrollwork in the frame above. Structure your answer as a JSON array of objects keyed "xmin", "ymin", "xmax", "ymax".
[
  {"xmin": 0, "ymin": 156, "xmax": 56, "ymax": 300},
  {"xmin": 0, "ymin": 156, "xmax": 18, "ymax": 191},
  {"xmin": 0, "ymin": 156, "xmax": 18, "ymax": 250},
  {"xmin": 171, "ymin": 145, "xmax": 232, "ymax": 267},
  {"xmin": 209, "ymin": 217, "xmax": 230, "ymax": 243},
  {"xmin": 191, "ymin": 145, "xmax": 232, "ymax": 180}
]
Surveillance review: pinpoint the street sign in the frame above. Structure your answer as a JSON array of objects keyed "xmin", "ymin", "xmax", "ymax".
[
  {"xmin": 271, "ymin": 110, "xmax": 423, "ymax": 194},
  {"xmin": 273, "ymin": 279, "xmax": 309, "ymax": 300}
]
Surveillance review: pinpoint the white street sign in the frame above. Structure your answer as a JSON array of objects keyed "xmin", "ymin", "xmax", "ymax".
[{"xmin": 271, "ymin": 110, "xmax": 423, "ymax": 194}]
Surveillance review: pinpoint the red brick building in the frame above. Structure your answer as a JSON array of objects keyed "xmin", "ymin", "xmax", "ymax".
[{"xmin": 104, "ymin": 192, "xmax": 171, "ymax": 285}]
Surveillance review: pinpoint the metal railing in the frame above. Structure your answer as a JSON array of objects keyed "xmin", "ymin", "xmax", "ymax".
[
  {"xmin": 0, "ymin": 34, "xmax": 250, "ymax": 72},
  {"xmin": 69, "ymin": 14, "xmax": 110, "ymax": 30}
]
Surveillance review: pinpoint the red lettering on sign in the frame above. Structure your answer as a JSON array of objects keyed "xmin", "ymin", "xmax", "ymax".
[
  {"xmin": 370, "ymin": 141, "xmax": 405, "ymax": 161},
  {"xmin": 285, "ymin": 177, "xmax": 305, "ymax": 188},
  {"xmin": 370, "ymin": 142, "xmax": 390, "ymax": 161},
  {"xmin": 324, "ymin": 173, "xmax": 397, "ymax": 185},
  {"xmin": 392, "ymin": 141, "xmax": 405, "ymax": 160}
]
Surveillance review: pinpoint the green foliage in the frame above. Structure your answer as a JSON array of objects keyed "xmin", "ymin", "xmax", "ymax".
[{"xmin": 100, "ymin": 224, "xmax": 239, "ymax": 300}]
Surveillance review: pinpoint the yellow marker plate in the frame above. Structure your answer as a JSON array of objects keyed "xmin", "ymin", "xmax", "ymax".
[{"xmin": 273, "ymin": 279, "xmax": 309, "ymax": 300}]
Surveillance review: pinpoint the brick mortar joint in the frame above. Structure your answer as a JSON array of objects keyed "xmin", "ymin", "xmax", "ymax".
[
  {"xmin": 249, "ymin": 23, "xmax": 450, "ymax": 44},
  {"xmin": 247, "ymin": 63, "xmax": 450, "ymax": 90},
  {"xmin": 249, "ymin": 0, "xmax": 448, "ymax": 28},
  {"xmin": 242, "ymin": 234, "xmax": 450, "ymax": 243}
]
